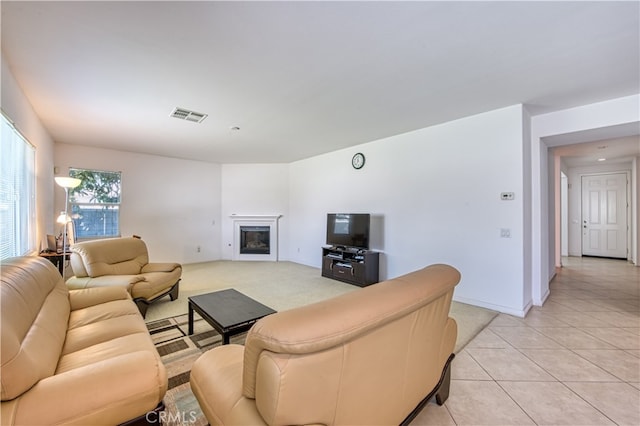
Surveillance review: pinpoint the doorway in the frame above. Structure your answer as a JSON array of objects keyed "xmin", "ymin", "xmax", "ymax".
[{"xmin": 581, "ymin": 172, "xmax": 629, "ymax": 259}]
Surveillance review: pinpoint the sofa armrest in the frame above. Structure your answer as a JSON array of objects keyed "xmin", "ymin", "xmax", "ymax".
[
  {"xmin": 191, "ymin": 344, "xmax": 266, "ymax": 426},
  {"xmin": 1, "ymin": 351, "xmax": 166, "ymax": 426},
  {"xmin": 141, "ymin": 262, "xmax": 181, "ymax": 274},
  {"xmin": 68, "ymin": 286, "xmax": 131, "ymax": 311}
]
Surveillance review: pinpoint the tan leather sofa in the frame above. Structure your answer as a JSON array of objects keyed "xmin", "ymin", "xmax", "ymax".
[
  {"xmin": 190, "ymin": 263, "xmax": 460, "ymax": 426},
  {"xmin": 1, "ymin": 256, "xmax": 167, "ymax": 425},
  {"xmin": 67, "ymin": 236, "xmax": 181, "ymax": 317}
]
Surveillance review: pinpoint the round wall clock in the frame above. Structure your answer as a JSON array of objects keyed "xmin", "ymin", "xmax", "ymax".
[{"xmin": 352, "ymin": 152, "xmax": 365, "ymax": 169}]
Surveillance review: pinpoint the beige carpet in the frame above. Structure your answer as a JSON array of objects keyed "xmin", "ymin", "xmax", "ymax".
[{"xmin": 145, "ymin": 260, "xmax": 497, "ymax": 353}]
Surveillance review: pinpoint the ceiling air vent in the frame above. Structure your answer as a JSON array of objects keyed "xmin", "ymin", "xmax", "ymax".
[{"xmin": 170, "ymin": 107, "xmax": 208, "ymax": 123}]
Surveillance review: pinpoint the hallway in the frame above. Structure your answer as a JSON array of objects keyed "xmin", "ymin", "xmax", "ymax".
[{"xmin": 415, "ymin": 256, "xmax": 640, "ymax": 425}]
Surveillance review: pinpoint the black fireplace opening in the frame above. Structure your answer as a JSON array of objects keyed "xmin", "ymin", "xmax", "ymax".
[{"xmin": 240, "ymin": 226, "xmax": 270, "ymax": 255}]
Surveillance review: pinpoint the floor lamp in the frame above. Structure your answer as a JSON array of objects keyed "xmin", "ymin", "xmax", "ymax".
[{"xmin": 55, "ymin": 176, "xmax": 81, "ymax": 279}]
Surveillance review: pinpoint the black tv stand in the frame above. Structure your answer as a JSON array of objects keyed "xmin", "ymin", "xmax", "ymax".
[{"xmin": 321, "ymin": 246, "xmax": 380, "ymax": 287}]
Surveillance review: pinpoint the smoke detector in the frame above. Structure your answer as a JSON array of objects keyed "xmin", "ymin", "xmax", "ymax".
[{"xmin": 170, "ymin": 107, "xmax": 208, "ymax": 123}]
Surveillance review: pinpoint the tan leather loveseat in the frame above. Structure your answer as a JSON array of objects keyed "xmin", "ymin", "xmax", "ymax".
[
  {"xmin": 67, "ymin": 236, "xmax": 181, "ymax": 317},
  {"xmin": 190, "ymin": 263, "xmax": 460, "ymax": 425},
  {"xmin": 1, "ymin": 256, "xmax": 167, "ymax": 425}
]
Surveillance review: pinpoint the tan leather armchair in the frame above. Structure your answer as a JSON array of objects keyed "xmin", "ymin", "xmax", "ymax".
[
  {"xmin": 67, "ymin": 236, "xmax": 181, "ymax": 317},
  {"xmin": 190, "ymin": 263, "xmax": 460, "ymax": 425},
  {"xmin": 1, "ymin": 256, "xmax": 167, "ymax": 425}
]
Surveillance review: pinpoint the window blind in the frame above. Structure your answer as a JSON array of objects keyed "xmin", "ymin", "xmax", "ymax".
[{"xmin": 0, "ymin": 113, "xmax": 36, "ymax": 259}]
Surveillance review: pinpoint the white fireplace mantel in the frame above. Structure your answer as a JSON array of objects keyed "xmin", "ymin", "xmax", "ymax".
[
  {"xmin": 230, "ymin": 214, "xmax": 282, "ymax": 261},
  {"xmin": 230, "ymin": 214, "xmax": 283, "ymax": 221}
]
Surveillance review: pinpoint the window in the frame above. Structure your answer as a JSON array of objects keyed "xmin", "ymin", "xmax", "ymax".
[
  {"xmin": 69, "ymin": 168, "xmax": 122, "ymax": 239},
  {"xmin": 0, "ymin": 113, "xmax": 36, "ymax": 260}
]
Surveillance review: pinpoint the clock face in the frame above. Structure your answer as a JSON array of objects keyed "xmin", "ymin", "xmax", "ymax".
[{"xmin": 352, "ymin": 153, "xmax": 365, "ymax": 169}]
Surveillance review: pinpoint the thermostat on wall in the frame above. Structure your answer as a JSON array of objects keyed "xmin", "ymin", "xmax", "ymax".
[{"xmin": 500, "ymin": 192, "xmax": 515, "ymax": 200}]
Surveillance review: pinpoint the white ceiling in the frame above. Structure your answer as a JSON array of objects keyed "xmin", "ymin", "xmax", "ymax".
[
  {"xmin": 2, "ymin": 1, "xmax": 639, "ymax": 164},
  {"xmin": 554, "ymin": 136, "xmax": 640, "ymax": 168}
]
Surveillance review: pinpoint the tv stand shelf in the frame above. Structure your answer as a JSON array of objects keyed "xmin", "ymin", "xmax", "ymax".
[{"xmin": 321, "ymin": 246, "xmax": 380, "ymax": 287}]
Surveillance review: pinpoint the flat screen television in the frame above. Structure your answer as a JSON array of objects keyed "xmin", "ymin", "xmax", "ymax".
[{"xmin": 326, "ymin": 213, "xmax": 370, "ymax": 250}]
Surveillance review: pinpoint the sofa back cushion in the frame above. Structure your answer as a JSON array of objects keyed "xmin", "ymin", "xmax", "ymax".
[
  {"xmin": 242, "ymin": 263, "xmax": 460, "ymax": 425},
  {"xmin": 1, "ymin": 257, "xmax": 71, "ymax": 401},
  {"xmin": 70, "ymin": 237, "xmax": 149, "ymax": 278}
]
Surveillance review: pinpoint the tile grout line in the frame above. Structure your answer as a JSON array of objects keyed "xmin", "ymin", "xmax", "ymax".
[{"xmin": 495, "ymin": 314, "xmax": 625, "ymax": 425}]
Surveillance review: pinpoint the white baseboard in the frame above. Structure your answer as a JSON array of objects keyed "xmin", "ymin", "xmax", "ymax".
[{"xmin": 453, "ymin": 296, "xmax": 531, "ymax": 318}]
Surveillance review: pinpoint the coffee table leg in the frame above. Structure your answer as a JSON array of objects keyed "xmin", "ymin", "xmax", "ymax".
[
  {"xmin": 188, "ymin": 303, "xmax": 194, "ymax": 335},
  {"xmin": 222, "ymin": 333, "xmax": 230, "ymax": 345}
]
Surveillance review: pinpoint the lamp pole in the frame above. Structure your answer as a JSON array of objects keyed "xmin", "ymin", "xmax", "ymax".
[{"xmin": 55, "ymin": 177, "xmax": 81, "ymax": 279}]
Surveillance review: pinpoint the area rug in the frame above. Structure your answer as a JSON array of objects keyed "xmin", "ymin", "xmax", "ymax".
[{"xmin": 146, "ymin": 314, "xmax": 246, "ymax": 426}]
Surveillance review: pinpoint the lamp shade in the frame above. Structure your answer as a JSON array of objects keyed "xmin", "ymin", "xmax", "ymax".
[
  {"xmin": 56, "ymin": 211, "xmax": 70, "ymax": 224},
  {"xmin": 55, "ymin": 176, "xmax": 81, "ymax": 189}
]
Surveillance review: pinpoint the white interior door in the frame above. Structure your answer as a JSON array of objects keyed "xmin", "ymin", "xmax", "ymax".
[{"xmin": 581, "ymin": 173, "xmax": 628, "ymax": 259}]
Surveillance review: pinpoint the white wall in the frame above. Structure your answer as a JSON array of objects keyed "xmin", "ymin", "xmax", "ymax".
[
  {"xmin": 288, "ymin": 105, "xmax": 531, "ymax": 316},
  {"xmin": 220, "ymin": 164, "xmax": 289, "ymax": 260},
  {"xmin": 54, "ymin": 143, "xmax": 222, "ymax": 263},
  {"xmin": 1, "ymin": 55, "xmax": 56, "ymax": 253}
]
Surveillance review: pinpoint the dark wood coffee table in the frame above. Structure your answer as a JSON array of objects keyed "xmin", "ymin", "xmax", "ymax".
[{"xmin": 188, "ymin": 289, "xmax": 276, "ymax": 344}]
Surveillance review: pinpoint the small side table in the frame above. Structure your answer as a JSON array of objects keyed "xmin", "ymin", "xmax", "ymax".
[{"xmin": 39, "ymin": 252, "xmax": 71, "ymax": 276}]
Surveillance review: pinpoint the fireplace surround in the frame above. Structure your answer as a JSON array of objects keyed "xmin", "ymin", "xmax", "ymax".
[{"xmin": 230, "ymin": 215, "xmax": 282, "ymax": 261}]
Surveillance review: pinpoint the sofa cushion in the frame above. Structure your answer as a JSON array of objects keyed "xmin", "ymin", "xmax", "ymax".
[
  {"xmin": 3, "ymin": 350, "xmax": 166, "ymax": 426},
  {"xmin": 1, "ymin": 257, "xmax": 70, "ymax": 401},
  {"xmin": 68, "ymin": 286, "xmax": 132, "ymax": 310},
  {"xmin": 66, "ymin": 274, "xmax": 146, "ymax": 291},
  {"xmin": 71, "ymin": 237, "xmax": 149, "ymax": 277},
  {"xmin": 56, "ymin": 333, "xmax": 163, "ymax": 374},
  {"xmin": 63, "ymin": 299, "xmax": 146, "ymax": 355},
  {"xmin": 67, "ymin": 297, "xmax": 139, "ymax": 330}
]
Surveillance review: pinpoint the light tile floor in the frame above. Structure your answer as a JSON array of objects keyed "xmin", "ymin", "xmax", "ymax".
[{"xmin": 412, "ymin": 256, "xmax": 640, "ymax": 425}]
